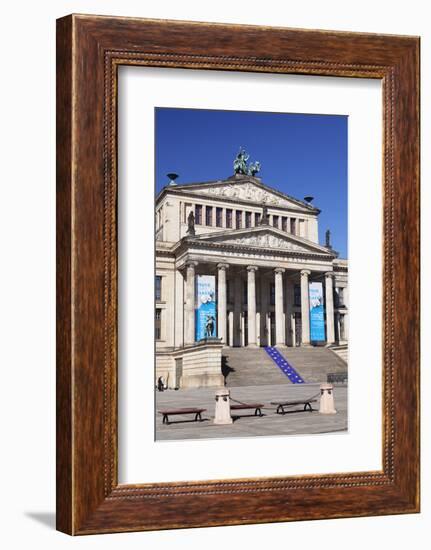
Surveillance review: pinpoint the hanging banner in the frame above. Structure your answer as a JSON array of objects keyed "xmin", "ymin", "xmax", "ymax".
[
  {"xmin": 195, "ymin": 275, "xmax": 217, "ymax": 341},
  {"xmin": 309, "ymin": 281, "xmax": 326, "ymax": 342}
]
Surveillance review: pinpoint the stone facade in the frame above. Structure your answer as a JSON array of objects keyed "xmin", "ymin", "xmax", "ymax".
[{"xmin": 155, "ymin": 173, "xmax": 348, "ymax": 388}]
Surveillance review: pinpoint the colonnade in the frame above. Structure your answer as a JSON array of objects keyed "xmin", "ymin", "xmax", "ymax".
[{"xmin": 184, "ymin": 261, "xmax": 336, "ymax": 347}]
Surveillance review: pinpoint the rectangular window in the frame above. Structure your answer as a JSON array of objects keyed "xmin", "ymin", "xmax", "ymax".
[
  {"xmin": 294, "ymin": 284, "xmax": 301, "ymax": 306},
  {"xmin": 155, "ymin": 275, "xmax": 162, "ymax": 301},
  {"xmin": 155, "ymin": 308, "xmax": 162, "ymax": 340},
  {"xmin": 245, "ymin": 211, "xmax": 252, "ymax": 228},
  {"xmin": 255, "ymin": 212, "xmax": 261, "ymax": 226},
  {"xmin": 236, "ymin": 210, "xmax": 242, "ymax": 229},
  {"xmin": 290, "ymin": 218, "xmax": 296, "ymax": 234},
  {"xmin": 205, "ymin": 206, "xmax": 213, "ymax": 226},
  {"xmin": 270, "ymin": 283, "xmax": 275, "ymax": 305},
  {"xmin": 227, "ymin": 279, "xmax": 232, "ymax": 303},
  {"xmin": 282, "ymin": 216, "xmax": 288, "ymax": 232},
  {"xmin": 195, "ymin": 204, "xmax": 202, "ymax": 225},
  {"xmin": 216, "ymin": 207, "xmax": 223, "ymax": 227},
  {"xmin": 273, "ymin": 215, "xmax": 279, "ymax": 229},
  {"xmin": 226, "ymin": 209, "xmax": 232, "ymax": 228}
]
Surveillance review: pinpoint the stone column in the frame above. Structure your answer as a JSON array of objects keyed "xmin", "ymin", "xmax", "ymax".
[
  {"xmin": 291, "ymin": 312, "xmax": 296, "ymax": 347},
  {"xmin": 335, "ymin": 312, "xmax": 341, "ymax": 342},
  {"xmin": 300, "ymin": 269, "xmax": 311, "ymax": 345},
  {"xmin": 260, "ymin": 275, "xmax": 268, "ymax": 346},
  {"xmin": 228, "ymin": 311, "xmax": 234, "ymax": 346},
  {"xmin": 234, "ymin": 275, "xmax": 242, "ymax": 346},
  {"xmin": 217, "ymin": 263, "xmax": 229, "ymax": 344},
  {"xmin": 344, "ymin": 285, "xmax": 349, "ymax": 341},
  {"xmin": 241, "ymin": 313, "xmax": 246, "ymax": 347},
  {"xmin": 325, "ymin": 272, "xmax": 335, "ymax": 344},
  {"xmin": 184, "ymin": 261, "xmax": 197, "ymax": 345},
  {"xmin": 285, "ymin": 275, "xmax": 294, "ymax": 346},
  {"xmin": 274, "ymin": 268, "xmax": 286, "ymax": 346},
  {"xmin": 267, "ymin": 313, "xmax": 272, "ymax": 346},
  {"xmin": 247, "ymin": 266, "xmax": 258, "ymax": 347}
]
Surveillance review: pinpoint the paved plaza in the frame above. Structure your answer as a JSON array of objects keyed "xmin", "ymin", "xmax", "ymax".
[{"xmin": 155, "ymin": 383, "xmax": 347, "ymax": 441}]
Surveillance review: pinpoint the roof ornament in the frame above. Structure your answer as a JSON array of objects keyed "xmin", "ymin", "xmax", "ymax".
[
  {"xmin": 233, "ymin": 147, "xmax": 261, "ymax": 176},
  {"xmin": 187, "ymin": 210, "xmax": 196, "ymax": 236},
  {"xmin": 325, "ymin": 229, "xmax": 332, "ymax": 249},
  {"xmin": 259, "ymin": 201, "xmax": 270, "ymax": 226},
  {"xmin": 167, "ymin": 173, "xmax": 179, "ymax": 186}
]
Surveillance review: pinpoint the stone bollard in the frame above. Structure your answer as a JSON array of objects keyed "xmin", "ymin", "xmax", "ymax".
[
  {"xmin": 319, "ymin": 383, "xmax": 337, "ymax": 414},
  {"xmin": 214, "ymin": 388, "xmax": 233, "ymax": 425}
]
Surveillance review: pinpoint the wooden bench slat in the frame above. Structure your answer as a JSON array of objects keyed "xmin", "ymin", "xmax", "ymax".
[
  {"xmin": 231, "ymin": 404, "xmax": 263, "ymax": 410},
  {"xmin": 158, "ymin": 408, "xmax": 207, "ymax": 425},
  {"xmin": 270, "ymin": 399, "xmax": 317, "ymax": 414},
  {"xmin": 158, "ymin": 408, "xmax": 206, "ymax": 415},
  {"xmin": 270, "ymin": 399, "xmax": 317, "ymax": 406},
  {"xmin": 230, "ymin": 403, "xmax": 263, "ymax": 417}
]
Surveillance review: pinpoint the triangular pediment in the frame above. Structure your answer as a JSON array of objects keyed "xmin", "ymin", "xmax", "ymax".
[
  {"xmin": 173, "ymin": 176, "xmax": 317, "ymax": 213},
  {"xmin": 194, "ymin": 226, "xmax": 335, "ymax": 256}
]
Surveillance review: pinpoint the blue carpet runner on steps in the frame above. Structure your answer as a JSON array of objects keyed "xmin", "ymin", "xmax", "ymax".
[{"xmin": 264, "ymin": 346, "xmax": 305, "ymax": 384}]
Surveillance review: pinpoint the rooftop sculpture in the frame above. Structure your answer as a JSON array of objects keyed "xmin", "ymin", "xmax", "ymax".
[{"xmin": 233, "ymin": 147, "xmax": 261, "ymax": 177}]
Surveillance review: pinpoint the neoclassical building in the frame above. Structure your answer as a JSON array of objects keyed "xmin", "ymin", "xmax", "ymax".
[{"xmin": 155, "ymin": 167, "xmax": 348, "ymax": 388}]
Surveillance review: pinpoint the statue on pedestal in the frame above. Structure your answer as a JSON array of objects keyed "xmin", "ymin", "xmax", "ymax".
[
  {"xmin": 233, "ymin": 147, "xmax": 261, "ymax": 177},
  {"xmin": 187, "ymin": 211, "xmax": 196, "ymax": 236},
  {"xmin": 260, "ymin": 203, "xmax": 269, "ymax": 225},
  {"xmin": 325, "ymin": 229, "xmax": 332, "ymax": 249}
]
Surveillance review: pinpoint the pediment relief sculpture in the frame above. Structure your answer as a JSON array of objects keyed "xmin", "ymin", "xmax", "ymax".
[
  {"xmin": 186, "ymin": 181, "xmax": 297, "ymax": 208},
  {"xmin": 216, "ymin": 233, "xmax": 307, "ymax": 251}
]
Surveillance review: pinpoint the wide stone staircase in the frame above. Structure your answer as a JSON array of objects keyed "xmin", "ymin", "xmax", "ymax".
[
  {"xmin": 328, "ymin": 344, "xmax": 348, "ymax": 363},
  {"xmin": 222, "ymin": 348, "xmax": 289, "ymax": 387},
  {"xmin": 281, "ymin": 347, "xmax": 347, "ymax": 384},
  {"xmin": 222, "ymin": 347, "xmax": 347, "ymax": 387}
]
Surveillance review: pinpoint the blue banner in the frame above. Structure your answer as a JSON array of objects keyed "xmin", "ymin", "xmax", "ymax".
[
  {"xmin": 309, "ymin": 281, "xmax": 326, "ymax": 342},
  {"xmin": 195, "ymin": 275, "xmax": 217, "ymax": 341}
]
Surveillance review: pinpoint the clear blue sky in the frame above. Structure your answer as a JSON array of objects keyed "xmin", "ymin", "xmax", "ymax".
[{"xmin": 155, "ymin": 108, "xmax": 348, "ymax": 258}]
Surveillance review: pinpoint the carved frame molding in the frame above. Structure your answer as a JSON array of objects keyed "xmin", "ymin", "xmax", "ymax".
[{"xmin": 57, "ymin": 15, "xmax": 420, "ymax": 534}]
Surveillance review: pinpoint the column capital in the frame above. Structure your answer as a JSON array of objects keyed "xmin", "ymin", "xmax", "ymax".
[
  {"xmin": 247, "ymin": 265, "xmax": 259, "ymax": 273},
  {"xmin": 325, "ymin": 271, "xmax": 335, "ymax": 279},
  {"xmin": 217, "ymin": 262, "xmax": 229, "ymax": 271},
  {"xmin": 274, "ymin": 267, "xmax": 285, "ymax": 275},
  {"xmin": 185, "ymin": 261, "xmax": 198, "ymax": 271},
  {"xmin": 300, "ymin": 269, "xmax": 311, "ymax": 276}
]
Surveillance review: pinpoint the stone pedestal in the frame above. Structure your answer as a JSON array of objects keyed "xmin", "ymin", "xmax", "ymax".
[
  {"xmin": 319, "ymin": 383, "xmax": 337, "ymax": 414},
  {"xmin": 214, "ymin": 388, "xmax": 233, "ymax": 425},
  {"xmin": 170, "ymin": 340, "xmax": 224, "ymax": 389}
]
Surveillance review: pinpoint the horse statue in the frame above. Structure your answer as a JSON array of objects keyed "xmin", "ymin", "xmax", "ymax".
[
  {"xmin": 233, "ymin": 147, "xmax": 261, "ymax": 176},
  {"xmin": 248, "ymin": 161, "xmax": 261, "ymax": 176}
]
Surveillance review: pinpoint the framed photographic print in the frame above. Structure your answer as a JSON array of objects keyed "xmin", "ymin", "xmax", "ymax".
[{"xmin": 56, "ymin": 15, "xmax": 420, "ymax": 535}]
